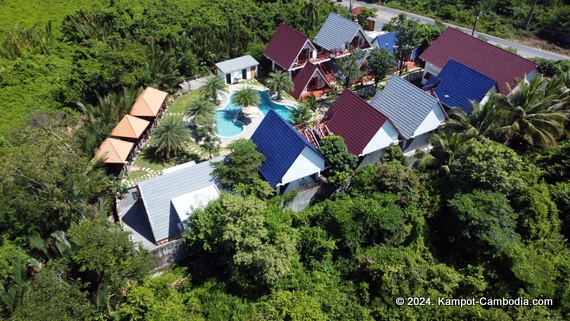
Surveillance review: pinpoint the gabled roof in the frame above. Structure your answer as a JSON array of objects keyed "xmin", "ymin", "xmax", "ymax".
[
  {"xmin": 372, "ymin": 32, "xmax": 396, "ymax": 53},
  {"xmin": 425, "ymin": 60, "xmax": 497, "ymax": 113},
  {"xmin": 314, "ymin": 13, "xmax": 370, "ymax": 51},
  {"xmin": 290, "ymin": 62, "xmax": 331, "ymax": 99},
  {"xmin": 129, "ymin": 87, "xmax": 168, "ymax": 117},
  {"xmin": 419, "ymin": 28, "xmax": 538, "ymax": 94},
  {"xmin": 370, "ymin": 75, "xmax": 441, "ymax": 139},
  {"xmin": 263, "ymin": 23, "xmax": 315, "ymax": 70},
  {"xmin": 216, "ymin": 55, "xmax": 259, "ymax": 74},
  {"xmin": 251, "ymin": 110, "xmax": 325, "ymax": 187},
  {"xmin": 137, "ymin": 157, "xmax": 223, "ymax": 243},
  {"xmin": 110, "ymin": 115, "xmax": 150, "ymax": 139},
  {"xmin": 323, "ymin": 90, "xmax": 389, "ymax": 156},
  {"xmin": 93, "ymin": 138, "xmax": 133, "ymax": 164}
]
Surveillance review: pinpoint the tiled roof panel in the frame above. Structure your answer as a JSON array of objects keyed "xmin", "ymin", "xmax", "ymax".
[
  {"xmin": 137, "ymin": 157, "xmax": 223, "ymax": 242},
  {"xmin": 433, "ymin": 60, "xmax": 497, "ymax": 113},
  {"xmin": 369, "ymin": 75, "xmax": 440, "ymax": 139},
  {"xmin": 263, "ymin": 23, "xmax": 314, "ymax": 70},
  {"xmin": 110, "ymin": 115, "xmax": 150, "ymax": 139},
  {"xmin": 129, "ymin": 87, "xmax": 168, "ymax": 117},
  {"xmin": 314, "ymin": 13, "xmax": 364, "ymax": 51},
  {"xmin": 251, "ymin": 110, "xmax": 323, "ymax": 187},
  {"xmin": 215, "ymin": 55, "xmax": 259, "ymax": 74},
  {"xmin": 419, "ymin": 28, "xmax": 538, "ymax": 94},
  {"xmin": 323, "ymin": 90, "xmax": 388, "ymax": 155}
]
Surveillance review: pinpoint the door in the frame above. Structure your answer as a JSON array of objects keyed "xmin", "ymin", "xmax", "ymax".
[
  {"xmin": 242, "ymin": 69, "xmax": 247, "ymax": 80},
  {"xmin": 250, "ymin": 66, "xmax": 256, "ymax": 78},
  {"xmin": 226, "ymin": 74, "xmax": 231, "ymax": 84}
]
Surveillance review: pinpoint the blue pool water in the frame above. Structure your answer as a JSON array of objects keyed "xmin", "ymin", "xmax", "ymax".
[{"xmin": 215, "ymin": 90, "xmax": 294, "ymax": 137}]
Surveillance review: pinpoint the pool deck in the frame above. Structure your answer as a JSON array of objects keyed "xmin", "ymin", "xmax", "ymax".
[{"xmin": 216, "ymin": 84, "xmax": 298, "ymax": 147}]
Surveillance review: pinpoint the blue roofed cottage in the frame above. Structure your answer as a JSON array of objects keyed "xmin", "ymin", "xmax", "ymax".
[{"xmin": 251, "ymin": 110, "xmax": 327, "ymax": 195}]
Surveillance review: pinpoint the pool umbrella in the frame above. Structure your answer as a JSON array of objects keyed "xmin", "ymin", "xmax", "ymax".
[
  {"xmin": 241, "ymin": 106, "xmax": 259, "ymax": 115},
  {"xmin": 236, "ymin": 110, "xmax": 252, "ymax": 125}
]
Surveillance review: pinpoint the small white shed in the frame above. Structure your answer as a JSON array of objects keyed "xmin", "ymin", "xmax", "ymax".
[{"xmin": 215, "ymin": 55, "xmax": 259, "ymax": 84}]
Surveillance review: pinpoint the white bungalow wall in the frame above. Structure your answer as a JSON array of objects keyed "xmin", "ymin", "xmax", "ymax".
[
  {"xmin": 280, "ymin": 146, "xmax": 325, "ymax": 185},
  {"xmin": 421, "ymin": 63, "xmax": 443, "ymax": 85},
  {"xmin": 412, "ymin": 103, "xmax": 446, "ymax": 137},
  {"xmin": 217, "ymin": 66, "xmax": 258, "ymax": 84},
  {"xmin": 361, "ymin": 120, "xmax": 400, "ymax": 156},
  {"xmin": 511, "ymin": 68, "xmax": 541, "ymax": 93}
]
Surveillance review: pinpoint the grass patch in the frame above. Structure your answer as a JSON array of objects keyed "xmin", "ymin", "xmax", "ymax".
[{"xmin": 166, "ymin": 90, "xmax": 202, "ymax": 115}]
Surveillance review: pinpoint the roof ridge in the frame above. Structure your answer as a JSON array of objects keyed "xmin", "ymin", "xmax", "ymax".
[
  {"xmin": 280, "ymin": 23, "xmax": 310, "ymax": 40},
  {"xmin": 447, "ymin": 28, "xmax": 537, "ymax": 65},
  {"xmin": 343, "ymin": 89, "xmax": 387, "ymax": 119},
  {"xmin": 391, "ymin": 75, "xmax": 438, "ymax": 102},
  {"xmin": 267, "ymin": 110, "xmax": 313, "ymax": 149}
]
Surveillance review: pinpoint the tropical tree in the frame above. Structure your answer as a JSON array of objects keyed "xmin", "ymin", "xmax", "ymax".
[
  {"xmin": 334, "ymin": 50, "xmax": 366, "ymax": 89},
  {"xmin": 201, "ymin": 134, "xmax": 221, "ymax": 159},
  {"xmin": 493, "ymin": 76, "xmax": 568, "ymax": 150},
  {"xmin": 415, "ymin": 132, "xmax": 466, "ymax": 175},
  {"xmin": 301, "ymin": 0, "xmax": 324, "ymax": 33},
  {"xmin": 445, "ymin": 100, "xmax": 498, "ymax": 139},
  {"xmin": 292, "ymin": 94, "xmax": 318, "ymax": 126},
  {"xmin": 318, "ymin": 135, "xmax": 357, "ymax": 185},
  {"xmin": 152, "ymin": 117, "xmax": 191, "ymax": 161},
  {"xmin": 233, "ymin": 86, "xmax": 260, "ymax": 108},
  {"xmin": 393, "ymin": 15, "xmax": 421, "ymax": 75},
  {"xmin": 366, "ymin": 48, "xmax": 396, "ymax": 89},
  {"xmin": 185, "ymin": 99, "xmax": 216, "ymax": 126},
  {"xmin": 212, "ymin": 139, "xmax": 265, "ymax": 187},
  {"xmin": 266, "ymin": 70, "xmax": 294, "ymax": 101},
  {"xmin": 200, "ymin": 76, "xmax": 228, "ymax": 105}
]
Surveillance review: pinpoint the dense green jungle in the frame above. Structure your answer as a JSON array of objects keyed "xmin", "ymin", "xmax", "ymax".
[{"xmin": 1, "ymin": 0, "xmax": 570, "ymax": 320}]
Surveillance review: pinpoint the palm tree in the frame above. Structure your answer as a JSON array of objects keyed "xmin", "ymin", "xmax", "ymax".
[
  {"xmin": 493, "ymin": 75, "xmax": 568, "ymax": 150},
  {"xmin": 200, "ymin": 76, "xmax": 228, "ymax": 105},
  {"xmin": 266, "ymin": 70, "xmax": 294, "ymax": 101},
  {"xmin": 301, "ymin": 0, "xmax": 323, "ymax": 32},
  {"xmin": 445, "ymin": 100, "xmax": 499, "ymax": 139},
  {"xmin": 415, "ymin": 132, "xmax": 465, "ymax": 176},
  {"xmin": 152, "ymin": 117, "xmax": 191, "ymax": 161},
  {"xmin": 233, "ymin": 86, "xmax": 260, "ymax": 108},
  {"xmin": 185, "ymin": 99, "xmax": 216, "ymax": 126}
]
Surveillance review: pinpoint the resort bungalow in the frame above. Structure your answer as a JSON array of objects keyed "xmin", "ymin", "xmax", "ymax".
[
  {"xmin": 263, "ymin": 23, "xmax": 328, "ymax": 75},
  {"xmin": 251, "ymin": 110, "xmax": 327, "ymax": 195},
  {"xmin": 134, "ymin": 158, "xmax": 223, "ymax": 245},
  {"xmin": 129, "ymin": 87, "xmax": 169, "ymax": 124},
  {"xmin": 419, "ymin": 28, "xmax": 540, "ymax": 94},
  {"xmin": 290, "ymin": 62, "xmax": 332, "ymax": 99},
  {"xmin": 321, "ymin": 90, "xmax": 400, "ymax": 166},
  {"xmin": 370, "ymin": 75, "xmax": 446, "ymax": 153},
  {"xmin": 313, "ymin": 13, "xmax": 371, "ymax": 56},
  {"xmin": 92, "ymin": 138, "xmax": 135, "ymax": 173},
  {"xmin": 423, "ymin": 59, "xmax": 498, "ymax": 113},
  {"xmin": 215, "ymin": 55, "xmax": 259, "ymax": 85},
  {"xmin": 110, "ymin": 114, "xmax": 151, "ymax": 148}
]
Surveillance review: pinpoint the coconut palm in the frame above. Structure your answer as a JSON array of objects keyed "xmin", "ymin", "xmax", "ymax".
[
  {"xmin": 185, "ymin": 99, "xmax": 216, "ymax": 126},
  {"xmin": 415, "ymin": 132, "xmax": 465, "ymax": 175},
  {"xmin": 445, "ymin": 100, "xmax": 499, "ymax": 139},
  {"xmin": 301, "ymin": 0, "xmax": 324, "ymax": 33},
  {"xmin": 266, "ymin": 70, "xmax": 294, "ymax": 100},
  {"xmin": 200, "ymin": 76, "xmax": 228, "ymax": 105},
  {"xmin": 493, "ymin": 75, "xmax": 568, "ymax": 150},
  {"xmin": 233, "ymin": 86, "xmax": 260, "ymax": 108},
  {"xmin": 152, "ymin": 117, "xmax": 191, "ymax": 161}
]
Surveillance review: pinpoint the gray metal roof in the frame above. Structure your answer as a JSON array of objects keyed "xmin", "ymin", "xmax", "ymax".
[
  {"xmin": 137, "ymin": 157, "xmax": 224, "ymax": 243},
  {"xmin": 215, "ymin": 55, "xmax": 259, "ymax": 74},
  {"xmin": 369, "ymin": 75, "xmax": 441, "ymax": 139},
  {"xmin": 314, "ymin": 13, "xmax": 365, "ymax": 51}
]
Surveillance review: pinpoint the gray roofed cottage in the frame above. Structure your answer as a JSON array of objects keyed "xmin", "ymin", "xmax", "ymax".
[
  {"xmin": 215, "ymin": 55, "xmax": 259, "ymax": 74},
  {"xmin": 137, "ymin": 157, "xmax": 224, "ymax": 243},
  {"xmin": 369, "ymin": 75, "xmax": 445, "ymax": 139},
  {"xmin": 314, "ymin": 13, "xmax": 371, "ymax": 52}
]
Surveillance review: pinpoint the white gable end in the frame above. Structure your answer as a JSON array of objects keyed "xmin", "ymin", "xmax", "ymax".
[
  {"xmin": 281, "ymin": 146, "xmax": 325, "ymax": 185},
  {"xmin": 412, "ymin": 103, "xmax": 446, "ymax": 137},
  {"xmin": 362, "ymin": 120, "xmax": 400, "ymax": 156}
]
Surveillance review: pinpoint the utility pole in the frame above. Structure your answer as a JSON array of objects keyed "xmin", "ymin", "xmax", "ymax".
[{"xmin": 471, "ymin": 9, "xmax": 483, "ymax": 37}]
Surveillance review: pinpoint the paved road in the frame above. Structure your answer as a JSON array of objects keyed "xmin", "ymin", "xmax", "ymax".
[{"xmin": 339, "ymin": 0, "xmax": 569, "ymax": 60}]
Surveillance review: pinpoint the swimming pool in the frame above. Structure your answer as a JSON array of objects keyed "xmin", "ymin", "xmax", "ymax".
[{"xmin": 215, "ymin": 90, "xmax": 294, "ymax": 137}]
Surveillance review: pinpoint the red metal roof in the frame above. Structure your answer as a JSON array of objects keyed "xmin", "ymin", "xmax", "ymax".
[
  {"xmin": 290, "ymin": 63, "xmax": 330, "ymax": 99},
  {"xmin": 322, "ymin": 90, "xmax": 388, "ymax": 156},
  {"xmin": 419, "ymin": 28, "xmax": 538, "ymax": 94},
  {"xmin": 263, "ymin": 23, "xmax": 314, "ymax": 70}
]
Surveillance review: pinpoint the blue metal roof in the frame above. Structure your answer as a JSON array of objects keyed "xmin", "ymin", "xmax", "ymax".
[
  {"xmin": 373, "ymin": 32, "xmax": 396, "ymax": 53},
  {"xmin": 431, "ymin": 60, "xmax": 497, "ymax": 113},
  {"xmin": 251, "ymin": 110, "xmax": 324, "ymax": 187}
]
